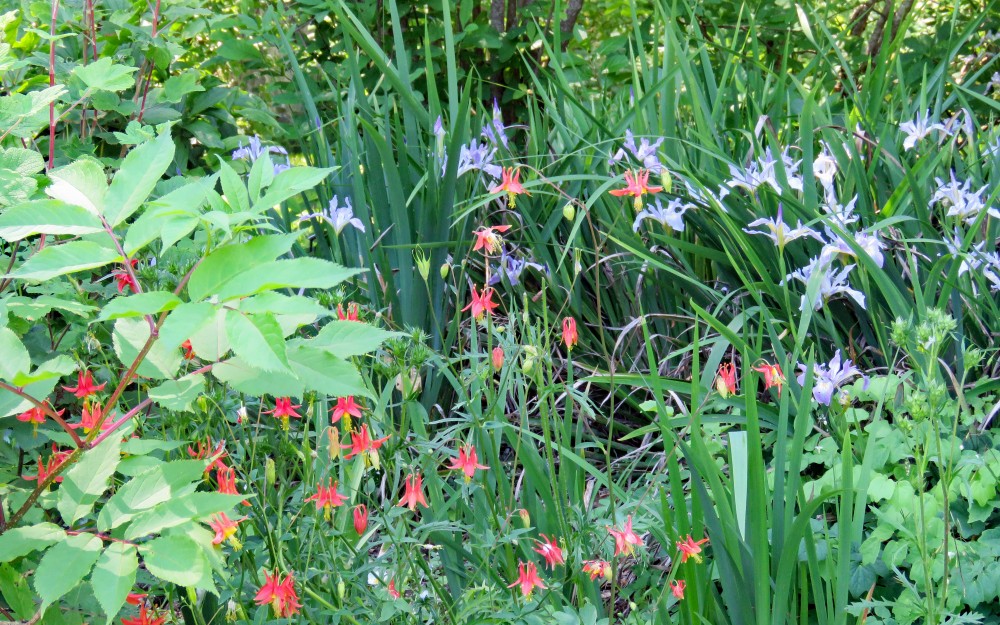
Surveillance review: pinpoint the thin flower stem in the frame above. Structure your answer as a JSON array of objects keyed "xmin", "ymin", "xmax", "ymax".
[
  {"xmin": 100, "ymin": 215, "xmax": 156, "ymax": 337},
  {"xmin": 90, "ymin": 398, "xmax": 153, "ymax": 447},
  {"xmin": 135, "ymin": 0, "xmax": 161, "ymax": 124},
  {"xmin": 46, "ymin": 0, "xmax": 59, "ymax": 172},
  {"xmin": 0, "ymin": 381, "xmax": 83, "ymax": 448}
]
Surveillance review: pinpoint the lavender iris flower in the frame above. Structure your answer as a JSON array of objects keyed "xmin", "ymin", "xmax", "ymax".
[
  {"xmin": 744, "ymin": 205, "xmax": 821, "ymax": 250},
  {"xmin": 482, "ymin": 100, "xmax": 510, "ymax": 149},
  {"xmin": 489, "ymin": 249, "xmax": 548, "ymax": 286},
  {"xmin": 609, "ymin": 129, "xmax": 666, "ymax": 173},
  {"xmin": 899, "ymin": 111, "xmax": 948, "ymax": 151},
  {"xmin": 232, "ymin": 135, "xmax": 290, "ymax": 175},
  {"xmin": 444, "ymin": 140, "xmax": 502, "ymax": 180},
  {"xmin": 298, "ymin": 196, "xmax": 365, "ymax": 235},
  {"xmin": 930, "ymin": 171, "xmax": 997, "ymax": 224},
  {"xmin": 787, "ymin": 256, "xmax": 866, "ymax": 311},
  {"xmin": 796, "ymin": 350, "xmax": 866, "ymax": 406},
  {"xmin": 633, "ymin": 198, "xmax": 692, "ymax": 232}
]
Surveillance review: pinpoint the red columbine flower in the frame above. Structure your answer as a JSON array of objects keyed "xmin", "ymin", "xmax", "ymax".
[
  {"xmin": 397, "ymin": 473, "xmax": 429, "ymax": 511},
  {"xmin": 121, "ymin": 605, "xmax": 166, "ymax": 625},
  {"xmin": 492, "ymin": 346, "xmax": 504, "ymax": 370},
  {"xmin": 254, "ymin": 569, "xmax": 302, "ymax": 618},
  {"xmin": 609, "ymin": 169, "xmax": 663, "ymax": 210},
  {"xmin": 342, "ymin": 424, "xmax": 390, "ymax": 461},
  {"xmin": 68, "ymin": 402, "xmax": 115, "ymax": 434},
  {"xmin": 17, "ymin": 404, "xmax": 62, "ymax": 436},
  {"xmin": 562, "ymin": 317, "xmax": 578, "ymax": 351},
  {"xmin": 472, "ymin": 224, "xmax": 511, "ymax": 255},
  {"xmin": 671, "ymin": 579, "xmax": 686, "ymax": 600},
  {"xmin": 23, "ymin": 445, "xmax": 70, "ymax": 484},
  {"xmin": 533, "ymin": 535, "xmax": 565, "ymax": 569},
  {"xmin": 607, "ymin": 515, "xmax": 643, "ymax": 556},
  {"xmin": 181, "ymin": 340, "xmax": 196, "ymax": 360},
  {"xmin": 489, "ymin": 168, "xmax": 528, "ymax": 207},
  {"xmin": 209, "ymin": 512, "xmax": 243, "ymax": 550},
  {"xmin": 462, "ymin": 285, "xmax": 499, "ymax": 322},
  {"xmin": 507, "ymin": 561, "xmax": 546, "ymax": 598},
  {"xmin": 715, "ymin": 362, "xmax": 738, "ymax": 398},
  {"xmin": 331, "ymin": 396, "xmax": 363, "ymax": 425},
  {"xmin": 113, "ymin": 258, "xmax": 140, "ymax": 294},
  {"xmin": 582, "ymin": 559, "xmax": 612, "ymax": 581},
  {"xmin": 62, "ymin": 370, "xmax": 106, "ymax": 399},
  {"xmin": 753, "ymin": 361, "xmax": 785, "ymax": 397},
  {"xmin": 337, "ymin": 302, "xmax": 360, "ymax": 321},
  {"xmin": 448, "ymin": 444, "xmax": 489, "ymax": 482},
  {"xmin": 125, "ymin": 593, "xmax": 147, "ymax": 606},
  {"xmin": 305, "ymin": 478, "xmax": 348, "ymax": 521},
  {"xmin": 188, "ymin": 438, "xmax": 228, "ymax": 475},
  {"xmin": 262, "ymin": 397, "xmax": 302, "ymax": 431},
  {"xmin": 216, "ymin": 466, "xmax": 249, "ymax": 506},
  {"xmin": 677, "ymin": 535, "xmax": 710, "ymax": 564},
  {"xmin": 388, "ymin": 579, "xmax": 401, "ymax": 599},
  {"xmin": 353, "ymin": 504, "xmax": 369, "ymax": 535}
]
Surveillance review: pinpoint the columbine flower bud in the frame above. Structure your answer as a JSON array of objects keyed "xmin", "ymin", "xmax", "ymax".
[
  {"xmin": 439, "ymin": 263, "xmax": 450, "ymax": 280},
  {"xmin": 197, "ymin": 396, "xmax": 208, "ymax": 413},
  {"xmin": 265, "ymin": 458, "xmax": 276, "ymax": 487},
  {"xmin": 414, "ymin": 249, "xmax": 431, "ymax": 282},
  {"xmin": 327, "ymin": 426, "xmax": 340, "ymax": 460},
  {"xmin": 660, "ymin": 171, "xmax": 672, "ymax": 194},
  {"xmin": 518, "ymin": 508, "xmax": 531, "ymax": 528},
  {"xmin": 562, "ymin": 203, "xmax": 576, "ymax": 222},
  {"xmin": 337, "ymin": 578, "xmax": 346, "ymax": 600},
  {"xmin": 492, "ymin": 346, "xmax": 504, "ymax": 370}
]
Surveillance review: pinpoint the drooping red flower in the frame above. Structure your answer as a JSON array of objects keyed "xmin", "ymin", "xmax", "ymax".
[
  {"xmin": 489, "ymin": 168, "xmax": 528, "ymax": 207},
  {"xmin": 562, "ymin": 317, "xmax": 578, "ymax": 351},
  {"xmin": 120, "ymin": 604, "xmax": 166, "ymax": 625},
  {"xmin": 607, "ymin": 515, "xmax": 643, "ymax": 556},
  {"xmin": 16, "ymin": 404, "xmax": 62, "ymax": 436},
  {"xmin": 342, "ymin": 424, "xmax": 390, "ymax": 460},
  {"xmin": 397, "ymin": 473, "xmax": 429, "ymax": 511},
  {"xmin": 254, "ymin": 569, "xmax": 301, "ymax": 618},
  {"xmin": 582, "ymin": 559, "xmax": 612, "ymax": 581},
  {"xmin": 331, "ymin": 396, "xmax": 363, "ymax": 424},
  {"xmin": 491, "ymin": 346, "xmax": 504, "ymax": 370},
  {"xmin": 304, "ymin": 478, "xmax": 348, "ymax": 520},
  {"xmin": 208, "ymin": 512, "xmax": 243, "ymax": 550},
  {"xmin": 62, "ymin": 370, "xmax": 106, "ymax": 399},
  {"xmin": 671, "ymin": 579, "xmax": 686, "ymax": 600},
  {"xmin": 609, "ymin": 169, "xmax": 663, "ymax": 210},
  {"xmin": 125, "ymin": 593, "xmax": 147, "ymax": 606},
  {"xmin": 448, "ymin": 444, "xmax": 488, "ymax": 482},
  {"xmin": 533, "ymin": 534, "xmax": 565, "ymax": 569},
  {"xmin": 472, "ymin": 224, "xmax": 511, "ymax": 255},
  {"xmin": 753, "ymin": 361, "xmax": 785, "ymax": 397},
  {"xmin": 216, "ymin": 466, "xmax": 249, "ymax": 506},
  {"xmin": 23, "ymin": 452, "xmax": 66, "ymax": 484},
  {"xmin": 113, "ymin": 259, "xmax": 141, "ymax": 294},
  {"xmin": 188, "ymin": 438, "xmax": 228, "ymax": 475},
  {"xmin": 677, "ymin": 535, "xmax": 710, "ymax": 564},
  {"xmin": 506, "ymin": 561, "xmax": 546, "ymax": 598},
  {"xmin": 353, "ymin": 504, "xmax": 369, "ymax": 535},
  {"xmin": 337, "ymin": 302, "xmax": 360, "ymax": 321},
  {"xmin": 715, "ymin": 362, "xmax": 738, "ymax": 398},
  {"xmin": 388, "ymin": 579, "xmax": 401, "ymax": 599},
  {"xmin": 67, "ymin": 402, "xmax": 115, "ymax": 434},
  {"xmin": 262, "ymin": 397, "xmax": 302, "ymax": 431},
  {"xmin": 461, "ymin": 285, "xmax": 499, "ymax": 321},
  {"xmin": 181, "ymin": 340, "xmax": 196, "ymax": 360}
]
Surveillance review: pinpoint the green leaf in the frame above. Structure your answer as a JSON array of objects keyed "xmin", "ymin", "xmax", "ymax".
[
  {"xmin": 186, "ymin": 234, "xmax": 298, "ymax": 302},
  {"xmin": 98, "ymin": 459, "xmax": 206, "ymax": 530},
  {"xmin": 288, "ymin": 344, "xmax": 370, "ymax": 398},
  {"xmin": 57, "ymin": 433, "xmax": 122, "ymax": 524},
  {"xmin": 240, "ymin": 293, "xmax": 331, "ymax": 334},
  {"xmin": 0, "ymin": 523, "xmax": 65, "ymax": 562},
  {"xmin": 311, "ymin": 321, "xmax": 402, "ymax": 358},
  {"xmin": 0, "ymin": 200, "xmax": 105, "ymax": 240},
  {"xmin": 218, "ymin": 158, "xmax": 250, "ymax": 213},
  {"xmin": 73, "ymin": 58, "xmax": 138, "ymax": 93},
  {"xmin": 215, "ymin": 258, "xmax": 363, "ymax": 301},
  {"xmin": 226, "ymin": 310, "xmax": 290, "ymax": 373},
  {"xmin": 124, "ymin": 493, "xmax": 246, "ymax": 540},
  {"xmin": 157, "ymin": 302, "xmax": 217, "ymax": 352},
  {"xmin": 45, "ymin": 159, "xmax": 107, "ymax": 214},
  {"xmin": 90, "ymin": 543, "xmax": 138, "ymax": 625},
  {"xmin": 140, "ymin": 535, "xmax": 211, "ymax": 588},
  {"xmin": 0, "ymin": 169, "xmax": 36, "ymax": 207},
  {"xmin": 7, "ymin": 241, "xmax": 120, "ymax": 281},
  {"xmin": 33, "ymin": 532, "xmax": 102, "ymax": 611},
  {"xmin": 252, "ymin": 166, "xmax": 334, "ymax": 212},
  {"xmin": 103, "ymin": 131, "xmax": 176, "ymax": 227},
  {"xmin": 9, "ymin": 355, "xmax": 76, "ymax": 386},
  {"xmin": 0, "ymin": 327, "xmax": 29, "ymax": 381},
  {"xmin": 123, "ymin": 176, "xmax": 213, "ymax": 254},
  {"xmin": 0, "ymin": 563, "xmax": 35, "ymax": 619},
  {"xmin": 212, "ymin": 356, "xmax": 304, "ymax": 398},
  {"xmin": 148, "ymin": 373, "xmax": 205, "ymax": 412},
  {"xmin": 0, "ymin": 146, "xmax": 45, "ymax": 176},
  {"xmin": 97, "ymin": 291, "xmax": 182, "ymax": 321},
  {"xmin": 112, "ymin": 317, "xmax": 181, "ymax": 380}
]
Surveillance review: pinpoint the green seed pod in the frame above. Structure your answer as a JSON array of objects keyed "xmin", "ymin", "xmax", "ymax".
[
  {"xmin": 337, "ymin": 578, "xmax": 346, "ymax": 600},
  {"xmin": 562, "ymin": 203, "xmax": 576, "ymax": 222},
  {"xmin": 265, "ymin": 457, "xmax": 276, "ymax": 487},
  {"xmin": 660, "ymin": 170, "xmax": 672, "ymax": 194},
  {"xmin": 439, "ymin": 263, "xmax": 450, "ymax": 280}
]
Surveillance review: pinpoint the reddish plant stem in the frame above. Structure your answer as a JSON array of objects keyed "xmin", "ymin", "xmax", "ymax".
[
  {"xmin": 47, "ymin": 0, "xmax": 59, "ymax": 171},
  {"xmin": 67, "ymin": 529, "xmax": 138, "ymax": 547},
  {"xmin": 0, "ymin": 381, "xmax": 84, "ymax": 448},
  {"xmin": 135, "ymin": 0, "xmax": 161, "ymax": 124},
  {"xmin": 90, "ymin": 397, "xmax": 152, "ymax": 447},
  {"xmin": 100, "ymin": 215, "xmax": 156, "ymax": 337}
]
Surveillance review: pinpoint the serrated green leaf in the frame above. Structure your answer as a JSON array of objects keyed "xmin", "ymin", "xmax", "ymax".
[
  {"xmin": 215, "ymin": 258, "xmax": 363, "ymax": 301},
  {"xmin": 157, "ymin": 302, "xmax": 217, "ymax": 352},
  {"xmin": 0, "ymin": 169, "xmax": 36, "ymax": 207},
  {"xmin": 186, "ymin": 234, "xmax": 298, "ymax": 302},
  {"xmin": 288, "ymin": 344, "xmax": 371, "ymax": 398},
  {"xmin": 90, "ymin": 543, "xmax": 137, "ymax": 625},
  {"xmin": 252, "ymin": 166, "xmax": 334, "ymax": 212},
  {"xmin": 57, "ymin": 433, "xmax": 122, "ymax": 524},
  {"xmin": 7, "ymin": 241, "xmax": 120, "ymax": 281},
  {"xmin": 34, "ymin": 532, "xmax": 102, "ymax": 611},
  {"xmin": 45, "ymin": 159, "xmax": 106, "ymax": 214},
  {"xmin": 0, "ymin": 327, "xmax": 29, "ymax": 382},
  {"xmin": 226, "ymin": 310, "xmax": 290, "ymax": 374},
  {"xmin": 98, "ymin": 460, "xmax": 205, "ymax": 530},
  {"xmin": 218, "ymin": 158, "xmax": 250, "ymax": 213},
  {"xmin": 9, "ymin": 355, "xmax": 75, "ymax": 386},
  {"xmin": 148, "ymin": 373, "xmax": 205, "ymax": 412},
  {"xmin": 103, "ymin": 131, "xmax": 175, "ymax": 227},
  {"xmin": 97, "ymin": 291, "xmax": 181, "ymax": 321},
  {"xmin": 125, "ymin": 492, "xmax": 246, "ymax": 540},
  {"xmin": 0, "ymin": 200, "xmax": 105, "ymax": 241},
  {"xmin": 112, "ymin": 317, "xmax": 181, "ymax": 380},
  {"xmin": 140, "ymin": 535, "xmax": 211, "ymax": 588},
  {"xmin": 73, "ymin": 58, "xmax": 138, "ymax": 93},
  {"xmin": 310, "ymin": 320, "xmax": 402, "ymax": 358},
  {"xmin": 123, "ymin": 177, "xmax": 213, "ymax": 254},
  {"xmin": 0, "ymin": 563, "xmax": 34, "ymax": 619},
  {"xmin": 0, "ymin": 523, "xmax": 65, "ymax": 562},
  {"xmin": 0, "ymin": 146, "xmax": 45, "ymax": 176},
  {"xmin": 211, "ymin": 356, "xmax": 304, "ymax": 398},
  {"xmin": 5, "ymin": 295, "xmax": 96, "ymax": 320}
]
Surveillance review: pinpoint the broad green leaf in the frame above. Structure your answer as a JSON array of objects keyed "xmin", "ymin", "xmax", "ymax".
[
  {"xmin": 97, "ymin": 291, "xmax": 181, "ymax": 321},
  {"xmin": 0, "ymin": 327, "xmax": 29, "ymax": 381},
  {"xmin": 225, "ymin": 310, "xmax": 290, "ymax": 374},
  {"xmin": 288, "ymin": 344, "xmax": 371, "ymax": 398},
  {"xmin": 123, "ymin": 176, "xmax": 214, "ymax": 254},
  {"xmin": 98, "ymin": 459, "xmax": 205, "ymax": 530},
  {"xmin": 46, "ymin": 159, "xmax": 107, "ymax": 214},
  {"xmin": 7, "ymin": 241, "xmax": 120, "ymax": 281},
  {"xmin": 73, "ymin": 58, "xmax": 138, "ymax": 93},
  {"xmin": 103, "ymin": 131, "xmax": 176, "ymax": 227},
  {"xmin": 0, "ymin": 146, "xmax": 45, "ymax": 176},
  {"xmin": 0, "ymin": 563, "xmax": 34, "ymax": 619},
  {"xmin": 0, "ymin": 368, "xmax": 59, "ymax": 418},
  {"xmin": 186, "ymin": 234, "xmax": 298, "ymax": 302},
  {"xmin": 90, "ymin": 543, "xmax": 137, "ymax": 625},
  {"xmin": 148, "ymin": 373, "xmax": 205, "ymax": 412},
  {"xmin": 240, "ymin": 293, "xmax": 330, "ymax": 335},
  {"xmin": 112, "ymin": 317, "xmax": 181, "ymax": 379},
  {"xmin": 0, "ymin": 523, "xmax": 65, "ymax": 562},
  {"xmin": 161, "ymin": 71, "xmax": 205, "ymax": 102},
  {"xmin": 34, "ymin": 532, "xmax": 102, "ymax": 611},
  {"xmin": 0, "ymin": 200, "xmax": 104, "ymax": 240},
  {"xmin": 0, "ymin": 168, "xmax": 36, "ymax": 206},
  {"xmin": 252, "ymin": 166, "xmax": 334, "ymax": 212},
  {"xmin": 310, "ymin": 320, "xmax": 402, "ymax": 358},
  {"xmin": 218, "ymin": 158, "xmax": 250, "ymax": 213},
  {"xmin": 140, "ymin": 535, "xmax": 211, "ymax": 588},
  {"xmin": 215, "ymin": 258, "xmax": 363, "ymax": 301},
  {"xmin": 212, "ymin": 356, "xmax": 304, "ymax": 397},
  {"xmin": 10, "ymin": 355, "xmax": 75, "ymax": 386},
  {"xmin": 124, "ymin": 493, "xmax": 246, "ymax": 540},
  {"xmin": 57, "ymin": 433, "xmax": 122, "ymax": 524},
  {"xmin": 4, "ymin": 295, "xmax": 96, "ymax": 320},
  {"xmin": 157, "ymin": 302, "xmax": 217, "ymax": 352}
]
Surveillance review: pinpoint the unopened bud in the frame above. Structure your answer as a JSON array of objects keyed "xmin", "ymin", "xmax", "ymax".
[
  {"xmin": 337, "ymin": 578, "xmax": 346, "ymax": 600},
  {"xmin": 518, "ymin": 508, "xmax": 531, "ymax": 528},
  {"xmin": 327, "ymin": 427, "xmax": 340, "ymax": 460},
  {"xmin": 439, "ymin": 263, "xmax": 450, "ymax": 280},
  {"xmin": 562, "ymin": 203, "xmax": 575, "ymax": 222},
  {"xmin": 197, "ymin": 396, "xmax": 208, "ymax": 413},
  {"xmin": 491, "ymin": 346, "xmax": 504, "ymax": 370},
  {"xmin": 264, "ymin": 457, "xmax": 276, "ymax": 487}
]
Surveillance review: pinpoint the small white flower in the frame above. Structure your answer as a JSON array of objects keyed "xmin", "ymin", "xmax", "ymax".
[
  {"xmin": 930, "ymin": 171, "xmax": 997, "ymax": 224},
  {"xmin": 899, "ymin": 111, "xmax": 948, "ymax": 151},
  {"xmin": 787, "ymin": 256, "xmax": 866, "ymax": 311},
  {"xmin": 727, "ymin": 147, "xmax": 803, "ymax": 195},
  {"xmin": 822, "ymin": 229, "xmax": 885, "ymax": 268},
  {"xmin": 633, "ymin": 198, "xmax": 692, "ymax": 232},
  {"xmin": 744, "ymin": 205, "xmax": 821, "ymax": 249},
  {"xmin": 298, "ymin": 196, "xmax": 366, "ymax": 235},
  {"xmin": 812, "ymin": 146, "xmax": 838, "ymax": 189}
]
